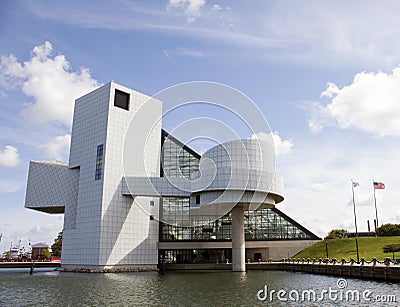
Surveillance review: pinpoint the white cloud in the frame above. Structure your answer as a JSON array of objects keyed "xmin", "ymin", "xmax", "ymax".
[
  {"xmin": 26, "ymin": 2, "xmax": 400, "ymax": 67},
  {"xmin": 163, "ymin": 47, "xmax": 204, "ymax": 58},
  {"xmin": 0, "ymin": 145, "xmax": 22, "ymax": 167},
  {"xmin": 0, "ymin": 54, "xmax": 24, "ymax": 87},
  {"xmin": 211, "ymin": 4, "xmax": 222, "ymax": 11},
  {"xmin": 311, "ymin": 66, "xmax": 400, "ymax": 136},
  {"xmin": 40, "ymin": 134, "xmax": 71, "ymax": 161},
  {"xmin": 309, "ymin": 183, "xmax": 326, "ymax": 192},
  {"xmin": 0, "ymin": 41, "xmax": 99, "ymax": 126},
  {"xmin": 305, "ymin": 101, "xmax": 336, "ymax": 134},
  {"xmin": 252, "ymin": 131, "xmax": 293, "ymax": 156},
  {"xmin": 0, "ymin": 219, "xmax": 63, "ymax": 251},
  {"xmin": 28, "ymin": 225, "xmax": 43, "ymax": 235},
  {"xmin": 167, "ymin": 0, "xmax": 206, "ymax": 23},
  {"xmin": 163, "ymin": 49, "xmax": 171, "ymax": 58},
  {"xmin": 308, "ymin": 121, "xmax": 323, "ymax": 134},
  {"xmin": 271, "ymin": 132, "xmax": 293, "ymax": 155},
  {"xmin": 25, "ymin": 224, "xmax": 60, "ymax": 245},
  {"xmin": 0, "ymin": 180, "xmax": 21, "ymax": 193},
  {"xmin": 320, "ymin": 82, "xmax": 340, "ymax": 98}
]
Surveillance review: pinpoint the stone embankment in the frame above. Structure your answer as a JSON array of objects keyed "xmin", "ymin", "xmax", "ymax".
[
  {"xmin": 251, "ymin": 257, "xmax": 400, "ymax": 282},
  {"xmin": 166, "ymin": 257, "xmax": 400, "ymax": 282}
]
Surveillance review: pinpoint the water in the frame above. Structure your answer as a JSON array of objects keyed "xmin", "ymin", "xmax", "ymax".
[{"xmin": 1, "ymin": 269, "xmax": 399, "ymax": 306}]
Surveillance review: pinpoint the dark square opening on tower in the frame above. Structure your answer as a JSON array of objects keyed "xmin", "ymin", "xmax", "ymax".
[{"xmin": 114, "ymin": 89, "xmax": 130, "ymax": 110}]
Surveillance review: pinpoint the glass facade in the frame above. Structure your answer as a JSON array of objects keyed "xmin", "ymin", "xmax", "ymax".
[
  {"xmin": 159, "ymin": 129, "xmax": 319, "ymax": 245},
  {"xmin": 244, "ymin": 208, "xmax": 313, "ymax": 240},
  {"xmin": 161, "ymin": 130, "xmax": 200, "ymax": 179},
  {"xmin": 162, "ymin": 197, "xmax": 190, "ymax": 227},
  {"xmin": 160, "ymin": 249, "xmax": 232, "ymax": 264},
  {"xmin": 95, "ymin": 144, "xmax": 104, "ymax": 180},
  {"xmin": 160, "ymin": 208, "xmax": 318, "ymax": 241}
]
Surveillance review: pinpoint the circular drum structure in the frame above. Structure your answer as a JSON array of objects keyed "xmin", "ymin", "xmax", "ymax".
[
  {"xmin": 191, "ymin": 138, "xmax": 284, "ymax": 271},
  {"xmin": 192, "ymin": 138, "xmax": 284, "ymax": 213}
]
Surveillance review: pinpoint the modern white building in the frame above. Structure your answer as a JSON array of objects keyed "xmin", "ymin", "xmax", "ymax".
[{"xmin": 25, "ymin": 82, "xmax": 320, "ymax": 272}]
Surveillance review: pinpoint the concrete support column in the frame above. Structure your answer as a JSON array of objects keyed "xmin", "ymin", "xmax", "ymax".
[{"xmin": 231, "ymin": 205, "xmax": 245, "ymax": 272}]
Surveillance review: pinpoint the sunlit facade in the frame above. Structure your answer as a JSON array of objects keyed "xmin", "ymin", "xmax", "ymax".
[{"xmin": 25, "ymin": 82, "xmax": 319, "ymax": 272}]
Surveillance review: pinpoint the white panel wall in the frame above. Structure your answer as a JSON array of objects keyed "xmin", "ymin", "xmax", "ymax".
[
  {"xmin": 100, "ymin": 82, "xmax": 161, "ymax": 266},
  {"xmin": 62, "ymin": 81, "xmax": 162, "ymax": 267},
  {"xmin": 25, "ymin": 161, "xmax": 79, "ymax": 213},
  {"xmin": 62, "ymin": 83, "xmax": 111, "ymax": 265}
]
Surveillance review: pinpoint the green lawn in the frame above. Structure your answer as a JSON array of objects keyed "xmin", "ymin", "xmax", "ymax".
[{"xmin": 294, "ymin": 236, "xmax": 400, "ymax": 261}]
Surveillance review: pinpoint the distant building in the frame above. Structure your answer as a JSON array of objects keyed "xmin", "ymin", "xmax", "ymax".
[
  {"xmin": 342, "ymin": 232, "xmax": 375, "ymax": 238},
  {"xmin": 31, "ymin": 243, "xmax": 50, "ymax": 259},
  {"xmin": 25, "ymin": 82, "xmax": 320, "ymax": 272},
  {"xmin": 10, "ymin": 247, "xmax": 19, "ymax": 259}
]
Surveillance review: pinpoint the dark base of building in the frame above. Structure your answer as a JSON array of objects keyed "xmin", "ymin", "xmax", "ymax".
[{"xmin": 59, "ymin": 264, "xmax": 158, "ymax": 273}]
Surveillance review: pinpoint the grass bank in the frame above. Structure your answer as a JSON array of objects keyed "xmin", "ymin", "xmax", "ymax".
[{"xmin": 294, "ymin": 236, "xmax": 400, "ymax": 261}]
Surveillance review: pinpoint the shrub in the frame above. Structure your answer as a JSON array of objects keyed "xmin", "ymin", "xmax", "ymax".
[
  {"xmin": 376, "ymin": 224, "xmax": 400, "ymax": 236},
  {"xmin": 383, "ymin": 244, "xmax": 400, "ymax": 260},
  {"xmin": 325, "ymin": 229, "xmax": 347, "ymax": 239}
]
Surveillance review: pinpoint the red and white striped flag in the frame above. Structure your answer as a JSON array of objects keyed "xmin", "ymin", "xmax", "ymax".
[{"xmin": 373, "ymin": 182, "xmax": 385, "ymax": 189}]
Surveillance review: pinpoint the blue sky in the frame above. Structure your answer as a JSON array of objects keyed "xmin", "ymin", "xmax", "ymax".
[{"xmin": 1, "ymin": 0, "xmax": 400, "ymax": 252}]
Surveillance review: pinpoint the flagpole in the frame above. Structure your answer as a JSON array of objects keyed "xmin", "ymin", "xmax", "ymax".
[
  {"xmin": 351, "ymin": 180, "xmax": 360, "ymax": 262},
  {"xmin": 373, "ymin": 179, "xmax": 379, "ymax": 229}
]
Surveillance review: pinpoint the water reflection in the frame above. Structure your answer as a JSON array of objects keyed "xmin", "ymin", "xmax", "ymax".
[{"xmin": 0, "ymin": 269, "xmax": 399, "ymax": 306}]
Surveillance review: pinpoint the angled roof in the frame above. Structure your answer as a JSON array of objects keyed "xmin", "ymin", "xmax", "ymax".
[{"xmin": 31, "ymin": 242, "xmax": 49, "ymax": 248}]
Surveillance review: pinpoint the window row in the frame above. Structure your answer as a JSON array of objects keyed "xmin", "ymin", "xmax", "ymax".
[{"xmin": 160, "ymin": 208, "xmax": 313, "ymax": 241}]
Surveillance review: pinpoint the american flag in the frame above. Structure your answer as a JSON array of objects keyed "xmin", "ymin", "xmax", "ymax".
[{"xmin": 374, "ymin": 182, "xmax": 385, "ymax": 189}]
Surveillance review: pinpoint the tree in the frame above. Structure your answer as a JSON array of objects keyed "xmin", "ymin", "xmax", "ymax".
[
  {"xmin": 324, "ymin": 229, "xmax": 347, "ymax": 239},
  {"xmin": 376, "ymin": 224, "xmax": 400, "ymax": 236},
  {"xmin": 382, "ymin": 244, "xmax": 400, "ymax": 260},
  {"xmin": 51, "ymin": 231, "xmax": 62, "ymax": 257},
  {"xmin": 40, "ymin": 248, "xmax": 51, "ymax": 259}
]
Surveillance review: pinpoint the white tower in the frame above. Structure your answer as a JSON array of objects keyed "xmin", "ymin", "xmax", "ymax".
[{"xmin": 26, "ymin": 82, "xmax": 162, "ymax": 271}]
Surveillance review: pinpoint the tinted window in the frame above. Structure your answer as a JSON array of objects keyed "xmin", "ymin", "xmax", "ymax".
[
  {"xmin": 95, "ymin": 144, "xmax": 104, "ymax": 180},
  {"xmin": 114, "ymin": 89, "xmax": 130, "ymax": 110}
]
